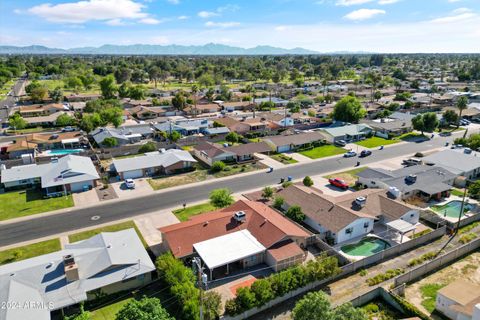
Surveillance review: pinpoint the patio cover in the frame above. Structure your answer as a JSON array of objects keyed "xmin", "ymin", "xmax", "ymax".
[
  {"xmin": 386, "ymin": 219, "xmax": 417, "ymax": 234},
  {"xmin": 62, "ymin": 138, "xmax": 80, "ymax": 144},
  {"xmin": 193, "ymin": 230, "xmax": 266, "ymax": 270}
]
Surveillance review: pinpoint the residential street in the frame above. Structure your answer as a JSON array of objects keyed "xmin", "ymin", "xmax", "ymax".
[
  {"xmin": 0, "ymin": 132, "xmax": 467, "ymax": 246},
  {"xmin": 0, "ymin": 77, "xmax": 27, "ymax": 126}
]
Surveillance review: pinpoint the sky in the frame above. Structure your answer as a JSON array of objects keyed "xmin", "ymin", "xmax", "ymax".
[{"xmin": 0, "ymin": 0, "xmax": 479, "ymax": 53}]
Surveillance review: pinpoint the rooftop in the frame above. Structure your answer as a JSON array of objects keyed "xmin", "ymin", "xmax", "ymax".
[{"xmin": 112, "ymin": 149, "xmax": 197, "ymax": 173}]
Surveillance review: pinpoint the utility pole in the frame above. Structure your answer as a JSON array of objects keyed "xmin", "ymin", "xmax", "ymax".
[{"xmin": 193, "ymin": 257, "xmax": 205, "ymax": 320}]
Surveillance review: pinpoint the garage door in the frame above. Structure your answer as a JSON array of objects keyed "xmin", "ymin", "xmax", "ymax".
[
  {"xmin": 122, "ymin": 169, "xmax": 144, "ymax": 179},
  {"xmin": 70, "ymin": 181, "xmax": 93, "ymax": 192},
  {"xmin": 277, "ymin": 145, "xmax": 290, "ymax": 153}
]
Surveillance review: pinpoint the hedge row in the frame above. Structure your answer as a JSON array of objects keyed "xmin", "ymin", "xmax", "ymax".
[
  {"xmin": 366, "ymin": 268, "xmax": 404, "ymax": 286},
  {"xmin": 224, "ymin": 254, "xmax": 341, "ymax": 316}
]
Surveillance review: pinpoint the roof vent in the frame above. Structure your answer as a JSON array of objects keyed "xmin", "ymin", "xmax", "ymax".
[
  {"xmin": 233, "ymin": 211, "xmax": 246, "ymax": 222},
  {"xmin": 63, "ymin": 254, "xmax": 79, "ymax": 282},
  {"xmin": 204, "ymin": 221, "xmax": 209, "ymax": 226},
  {"xmin": 355, "ymin": 196, "xmax": 367, "ymax": 207},
  {"xmin": 406, "ymin": 174, "xmax": 417, "ymax": 183}
]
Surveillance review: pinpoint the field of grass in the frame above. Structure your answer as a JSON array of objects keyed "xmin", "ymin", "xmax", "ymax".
[
  {"xmin": 324, "ymin": 167, "xmax": 367, "ymax": 186},
  {"xmin": 270, "ymin": 154, "xmax": 298, "ymax": 164},
  {"xmin": 68, "ymin": 221, "xmax": 147, "ymax": 247},
  {"xmin": 0, "ymin": 79, "xmax": 15, "ymax": 95},
  {"xmin": 420, "ymin": 283, "xmax": 445, "ymax": 313},
  {"xmin": 355, "ymin": 137, "xmax": 400, "ymax": 148},
  {"xmin": 0, "ymin": 189, "xmax": 74, "ymax": 221},
  {"xmin": 0, "ymin": 239, "xmax": 61, "ymax": 265},
  {"xmin": 396, "ymin": 132, "xmax": 426, "ymax": 141},
  {"xmin": 172, "ymin": 202, "xmax": 216, "ymax": 221},
  {"xmin": 450, "ymin": 188, "xmax": 466, "ymax": 197},
  {"xmin": 38, "ymin": 79, "xmax": 101, "ymax": 94},
  {"xmin": 299, "ymin": 145, "xmax": 345, "ymax": 159},
  {"xmin": 90, "ymin": 298, "xmax": 133, "ymax": 320},
  {"xmin": 6, "ymin": 127, "xmax": 55, "ymax": 134}
]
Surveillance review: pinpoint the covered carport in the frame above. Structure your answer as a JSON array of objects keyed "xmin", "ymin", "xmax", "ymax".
[
  {"xmin": 386, "ymin": 219, "xmax": 417, "ymax": 243},
  {"xmin": 193, "ymin": 230, "xmax": 266, "ymax": 280}
]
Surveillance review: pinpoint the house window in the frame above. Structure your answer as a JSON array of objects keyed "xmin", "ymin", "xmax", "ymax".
[
  {"xmin": 371, "ymin": 181, "xmax": 376, "ymax": 185},
  {"xmin": 346, "ymin": 228, "xmax": 353, "ymax": 234}
]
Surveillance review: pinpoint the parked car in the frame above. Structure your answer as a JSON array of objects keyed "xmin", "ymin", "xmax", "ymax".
[
  {"xmin": 402, "ymin": 158, "xmax": 422, "ymax": 166},
  {"xmin": 335, "ymin": 140, "xmax": 347, "ymax": 147},
  {"xmin": 61, "ymin": 126, "xmax": 76, "ymax": 132},
  {"xmin": 439, "ymin": 131, "xmax": 452, "ymax": 136},
  {"xmin": 328, "ymin": 178, "xmax": 349, "ymax": 190},
  {"xmin": 360, "ymin": 150, "xmax": 372, "ymax": 157},
  {"xmin": 464, "ymin": 148, "xmax": 472, "ymax": 154},
  {"xmin": 343, "ymin": 151, "xmax": 357, "ymax": 158},
  {"xmin": 125, "ymin": 179, "xmax": 135, "ymax": 189},
  {"xmin": 451, "ymin": 144, "xmax": 463, "ymax": 149}
]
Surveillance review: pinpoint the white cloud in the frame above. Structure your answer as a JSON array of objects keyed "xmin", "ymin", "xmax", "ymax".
[
  {"xmin": 178, "ymin": 15, "xmax": 189, "ymax": 20},
  {"xmin": 167, "ymin": 0, "xmax": 180, "ymax": 4},
  {"xmin": 336, "ymin": 0, "xmax": 374, "ymax": 6},
  {"xmin": 150, "ymin": 36, "xmax": 170, "ymax": 44},
  {"xmin": 430, "ymin": 8, "xmax": 476, "ymax": 23},
  {"xmin": 139, "ymin": 17, "xmax": 162, "ymax": 24},
  {"xmin": 274, "ymin": 25, "xmax": 291, "ymax": 31},
  {"xmin": 378, "ymin": 0, "xmax": 400, "ymax": 4},
  {"xmin": 105, "ymin": 18, "xmax": 127, "ymax": 26},
  {"xmin": 448, "ymin": 0, "xmax": 462, "ymax": 2},
  {"xmin": 27, "ymin": 0, "xmax": 150, "ymax": 24},
  {"xmin": 344, "ymin": 8, "xmax": 386, "ymax": 20},
  {"xmin": 198, "ymin": 11, "xmax": 218, "ymax": 18},
  {"xmin": 205, "ymin": 21, "xmax": 240, "ymax": 28}
]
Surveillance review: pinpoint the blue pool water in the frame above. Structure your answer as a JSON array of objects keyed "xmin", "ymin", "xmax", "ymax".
[{"xmin": 46, "ymin": 148, "xmax": 84, "ymax": 155}]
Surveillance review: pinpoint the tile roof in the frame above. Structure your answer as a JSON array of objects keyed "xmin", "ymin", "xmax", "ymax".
[{"xmin": 159, "ymin": 200, "xmax": 310, "ymax": 258}]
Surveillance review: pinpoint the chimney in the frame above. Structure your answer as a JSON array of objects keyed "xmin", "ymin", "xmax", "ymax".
[
  {"xmin": 63, "ymin": 254, "xmax": 79, "ymax": 282},
  {"xmin": 355, "ymin": 196, "xmax": 367, "ymax": 208}
]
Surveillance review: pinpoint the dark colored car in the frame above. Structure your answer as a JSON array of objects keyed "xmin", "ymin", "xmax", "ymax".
[
  {"xmin": 328, "ymin": 178, "xmax": 349, "ymax": 190},
  {"xmin": 360, "ymin": 150, "xmax": 372, "ymax": 157}
]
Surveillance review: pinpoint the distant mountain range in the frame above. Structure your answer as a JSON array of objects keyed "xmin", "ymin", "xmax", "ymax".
[{"xmin": 0, "ymin": 43, "xmax": 324, "ymax": 55}]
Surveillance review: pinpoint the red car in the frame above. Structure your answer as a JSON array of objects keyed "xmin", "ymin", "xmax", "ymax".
[{"xmin": 328, "ymin": 178, "xmax": 349, "ymax": 190}]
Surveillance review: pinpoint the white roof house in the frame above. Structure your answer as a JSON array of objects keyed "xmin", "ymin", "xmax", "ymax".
[
  {"xmin": 1, "ymin": 155, "xmax": 99, "ymax": 192},
  {"xmin": 423, "ymin": 149, "xmax": 480, "ymax": 178},
  {"xmin": 112, "ymin": 149, "xmax": 197, "ymax": 174},
  {"xmin": 0, "ymin": 229, "xmax": 155, "ymax": 320},
  {"xmin": 193, "ymin": 230, "xmax": 266, "ymax": 270}
]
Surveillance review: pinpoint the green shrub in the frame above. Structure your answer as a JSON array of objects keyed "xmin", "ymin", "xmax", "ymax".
[
  {"xmin": 459, "ymin": 233, "xmax": 478, "ymax": 244},
  {"xmin": 138, "ymin": 141, "xmax": 156, "ymax": 153},
  {"xmin": 303, "ymin": 176, "xmax": 314, "ymax": 187},
  {"xmin": 410, "ymin": 229, "xmax": 432, "ymax": 239},
  {"xmin": 407, "ymin": 251, "xmax": 437, "ymax": 267},
  {"xmin": 359, "ymin": 269, "xmax": 367, "ymax": 277},
  {"xmin": 273, "ymin": 197, "xmax": 284, "ymax": 210},
  {"xmin": 211, "ymin": 161, "xmax": 226, "ymax": 173},
  {"xmin": 282, "ymin": 181, "xmax": 293, "ymax": 188},
  {"xmin": 366, "ymin": 268, "xmax": 404, "ymax": 286}
]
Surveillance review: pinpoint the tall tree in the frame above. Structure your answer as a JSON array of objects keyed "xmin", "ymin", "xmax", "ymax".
[
  {"xmin": 99, "ymin": 75, "xmax": 117, "ymax": 99},
  {"xmin": 456, "ymin": 96, "xmax": 468, "ymax": 128},
  {"xmin": 115, "ymin": 297, "xmax": 174, "ymax": 320},
  {"xmin": 332, "ymin": 96, "xmax": 366, "ymax": 123}
]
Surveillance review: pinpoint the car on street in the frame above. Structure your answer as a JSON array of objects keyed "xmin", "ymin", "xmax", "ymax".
[
  {"xmin": 360, "ymin": 150, "xmax": 372, "ymax": 157},
  {"xmin": 402, "ymin": 158, "xmax": 422, "ymax": 166},
  {"xmin": 335, "ymin": 140, "xmax": 347, "ymax": 147},
  {"xmin": 125, "ymin": 179, "xmax": 135, "ymax": 189},
  {"xmin": 61, "ymin": 126, "xmax": 76, "ymax": 132},
  {"xmin": 343, "ymin": 151, "xmax": 357, "ymax": 158},
  {"xmin": 451, "ymin": 144, "xmax": 463, "ymax": 149},
  {"xmin": 328, "ymin": 178, "xmax": 349, "ymax": 190}
]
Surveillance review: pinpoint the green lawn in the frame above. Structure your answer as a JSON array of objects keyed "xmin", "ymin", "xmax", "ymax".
[
  {"xmin": 299, "ymin": 145, "xmax": 345, "ymax": 159},
  {"xmin": 355, "ymin": 137, "xmax": 400, "ymax": 148},
  {"xmin": 172, "ymin": 202, "xmax": 216, "ymax": 221},
  {"xmin": 0, "ymin": 79, "xmax": 15, "ymax": 95},
  {"xmin": 0, "ymin": 239, "xmax": 61, "ymax": 265},
  {"xmin": 396, "ymin": 132, "xmax": 426, "ymax": 141},
  {"xmin": 420, "ymin": 283, "xmax": 446, "ymax": 313},
  {"xmin": 450, "ymin": 188, "xmax": 466, "ymax": 197},
  {"xmin": 6, "ymin": 127, "xmax": 56, "ymax": 134},
  {"xmin": 270, "ymin": 153, "xmax": 298, "ymax": 164},
  {"xmin": 68, "ymin": 221, "xmax": 147, "ymax": 247},
  {"xmin": 0, "ymin": 190, "xmax": 74, "ymax": 221},
  {"xmin": 90, "ymin": 298, "xmax": 133, "ymax": 320}
]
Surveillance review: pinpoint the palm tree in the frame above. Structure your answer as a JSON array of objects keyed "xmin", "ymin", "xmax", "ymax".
[
  {"xmin": 456, "ymin": 96, "xmax": 469, "ymax": 128},
  {"xmin": 245, "ymin": 84, "xmax": 257, "ymax": 118},
  {"xmin": 191, "ymin": 84, "xmax": 198, "ymax": 118}
]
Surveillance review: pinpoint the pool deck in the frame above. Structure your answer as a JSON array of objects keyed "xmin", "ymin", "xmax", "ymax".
[{"xmin": 428, "ymin": 195, "xmax": 479, "ymax": 223}]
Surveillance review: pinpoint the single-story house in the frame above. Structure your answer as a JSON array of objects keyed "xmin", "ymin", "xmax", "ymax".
[
  {"xmin": 184, "ymin": 103, "xmax": 220, "ymax": 115},
  {"xmin": 0, "ymin": 229, "xmax": 155, "ymax": 320},
  {"xmin": 220, "ymin": 101, "xmax": 255, "ymax": 112},
  {"xmin": 203, "ymin": 127, "xmax": 230, "ymax": 136},
  {"xmin": 24, "ymin": 111, "xmax": 75, "ymax": 127},
  {"xmin": 321, "ymin": 124, "xmax": 373, "ymax": 144},
  {"xmin": 18, "ymin": 103, "xmax": 68, "ymax": 118},
  {"xmin": 122, "ymin": 99, "xmax": 153, "ymax": 109},
  {"xmin": 129, "ymin": 106, "xmax": 166, "ymax": 120},
  {"xmin": 65, "ymin": 93, "xmax": 101, "ymax": 102},
  {"xmin": 422, "ymin": 149, "xmax": 480, "ymax": 180},
  {"xmin": 263, "ymin": 132, "xmax": 326, "ymax": 153},
  {"xmin": 213, "ymin": 117, "xmax": 251, "ymax": 134},
  {"xmin": 357, "ymin": 165, "xmax": 457, "ymax": 201},
  {"xmin": 223, "ymin": 142, "xmax": 272, "ymax": 162},
  {"xmin": 255, "ymin": 97, "xmax": 290, "ymax": 107},
  {"xmin": 277, "ymin": 185, "xmax": 419, "ymax": 245},
  {"xmin": 159, "ymin": 200, "xmax": 311, "ymax": 278},
  {"xmin": 112, "ymin": 149, "xmax": 197, "ymax": 179},
  {"xmin": 91, "ymin": 125, "xmax": 154, "ymax": 147},
  {"xmin": 361, "ymin": 114, "xmax": 413, "ymax": 138},
  {"xmin": 154, "ymin": 119, "xmax": 211, "ymax": 136},
  {"xmin": 191, "ymin": 142, "xmax": 236, "ymax": 166},
  {"xmin": 1, "ymin": 155, "xmax": 99, "ymax": 195},
  {"xmin": 435, "ymin": 279, "xmax": 480, "ymax": 320}
]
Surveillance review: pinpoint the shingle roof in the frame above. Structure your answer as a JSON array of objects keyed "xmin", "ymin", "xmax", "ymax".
[
  {"xmin": 223, "ymin": 142, "xmax": 272, "ymax": 156},
  {"xmin": 263, "ymin": 132, "xmax": 326, "ymax": 147},
  {"xmin": 0, "ymin": 229, "xmax": 154, "ymax": 319},
  {"xmin": 159, "ymin": 200, "xmax": 310, "ymax": 258},
  {"xmin": 322, "ymin": 124, "xmax": 372, "ymax": 137},
  {"xmin": 423, "ymin": 149, "xmax": 480, "ymax": 175},
  {"xmin": 112, "ymin": 149, "xmax": 197, "ymax": 173}
]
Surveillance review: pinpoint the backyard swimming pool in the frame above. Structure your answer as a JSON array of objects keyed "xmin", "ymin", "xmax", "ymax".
[
  {"xmin": 45, "ymin": 148, "xmax": 84, "ymax": 155},
  {"xmin": 340, "ymin": 237, "xmax": 391, "ymax": 257},
  {"xmin": 431, "ymin": 200, "xmax": 474, "ymax": 218}
]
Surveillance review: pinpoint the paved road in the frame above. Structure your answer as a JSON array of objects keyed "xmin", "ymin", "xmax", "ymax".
[
  {"xmin": 0, "ymin": 134, "xmax": 460, "ymax": 246},
  {"xmin": 0, "ymin": 77, "xmax": 27, "ymax": 126}
]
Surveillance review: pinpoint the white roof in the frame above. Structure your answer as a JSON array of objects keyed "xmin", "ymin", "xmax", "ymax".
[
  {"xmin": 423, "ymin": 149, "xmax": 480, "ymax": 175},
  {"xmin": 193, "ymin": 230, "xmax": 266, "ymax": 270},
  {"xmin": 113, "ymin": 149, "xmax": 197, "ymax": 173},
  {"xmin": 386, "ymin": 219, "xmax": 417, "ymax": 233},
  {"xmin": 61, "ymin": 138, "xmax": 80, "ymax": 144},
  {"xmin": 0, "ymin": 229, "xmax": 155, "ymax": 319}
]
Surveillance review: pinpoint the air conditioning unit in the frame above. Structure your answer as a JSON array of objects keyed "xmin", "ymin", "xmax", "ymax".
[
  {"xmin": 355, "ymin": 196, "xmax": 367, "ymax": 207},
  {"xmin": 233, "ymin": 211, "xmax": 246, "ymax": 222},
  {"xmin": 406, "ymin": 174, "xmax": 417, "ymax": 183}
]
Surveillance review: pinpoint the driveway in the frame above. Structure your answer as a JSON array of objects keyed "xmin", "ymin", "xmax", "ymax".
[
  {"xmin": 73, "ymin": 189, "xmax": 99, "ymax": 207},
  {"xmin": 255, "ymin": 153, "xmax": 285, "ymax": 169},
  {"xmin": 309, "ymin": 176, "xmax": 355, "ymax": 196},
  {"xmin": 288, "ymin": 152, "xmax": 314, "ymax": 163},
  {"xmin": 111, "ymin": 178, "xmax": 154, "ymax": 199}
]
